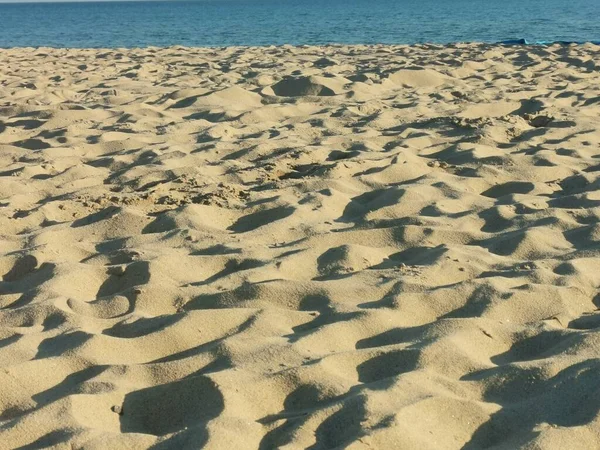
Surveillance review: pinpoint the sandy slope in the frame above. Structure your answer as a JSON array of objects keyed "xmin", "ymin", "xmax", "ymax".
[{"xmin": 1, "ymin": 43, "xmax": 600, "ymax": 449}]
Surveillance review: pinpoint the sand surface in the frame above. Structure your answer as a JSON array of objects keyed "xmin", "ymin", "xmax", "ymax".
[{"xmin": 1, "ymin": 43, "xmax": 600, "ymax": 449}]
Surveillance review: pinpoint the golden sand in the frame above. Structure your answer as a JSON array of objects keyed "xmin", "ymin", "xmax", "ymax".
[{"xmin": 1, "ymin": 43, "xmax": 600, "ymax": 448}]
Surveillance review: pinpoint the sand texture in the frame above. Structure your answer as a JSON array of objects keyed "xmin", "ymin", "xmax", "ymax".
[{"xmin": 1, "ymin": 43, "xmax": 600, "ymax": 449}]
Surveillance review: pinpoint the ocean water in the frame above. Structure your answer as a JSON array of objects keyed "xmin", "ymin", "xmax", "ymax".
[{"xmin": 0, "ymin": 0, "xmax": 599, "ymax": 48}]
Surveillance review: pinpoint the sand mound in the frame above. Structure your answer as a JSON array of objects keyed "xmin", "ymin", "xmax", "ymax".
[
  {"xmin": 1, "ymin": 43, "xmax": 600, "ymax": 449},
  {"xmin": 265, "ymin": 75, "xmax": 345, "ymax": 97},
  {"xmin": 170, "ymin": 86, "xmax": 262, "ymax": 111},
  {"xmin": 387, "ymin": 68, "xmax": 452, "ymax": 88}
]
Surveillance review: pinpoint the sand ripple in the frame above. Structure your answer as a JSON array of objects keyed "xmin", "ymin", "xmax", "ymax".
[{"xmin": 1, "ymin": 43, "xmax": 600, "ymax": 448}]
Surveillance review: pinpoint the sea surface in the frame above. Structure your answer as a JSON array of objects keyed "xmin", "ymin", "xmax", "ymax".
[{"xmin": 0, "ymin": 0, "xmax": 599, "ymax": 48}]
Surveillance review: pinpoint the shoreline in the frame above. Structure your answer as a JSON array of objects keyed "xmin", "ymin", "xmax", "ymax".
[{"xmin": 1, "ymin": 40, "xmax": 600, "ymax": 51}]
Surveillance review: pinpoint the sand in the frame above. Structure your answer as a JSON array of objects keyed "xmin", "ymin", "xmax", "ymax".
[{"xmin": 1, "ymin": 42, "xmax": 600, "ymax": 449}]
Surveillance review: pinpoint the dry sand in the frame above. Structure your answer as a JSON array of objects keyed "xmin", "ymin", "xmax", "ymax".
[{"xmin": 1, "ymin": 43, "xmax": 600, "ymax": 449}]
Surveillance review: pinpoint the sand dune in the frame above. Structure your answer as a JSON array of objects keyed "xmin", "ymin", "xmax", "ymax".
[{"xmin": 1, "ymin": 43, "xmax": 600, "ymax": 449}]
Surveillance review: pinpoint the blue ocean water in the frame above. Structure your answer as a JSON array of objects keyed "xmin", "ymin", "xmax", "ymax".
[{"xmin": 0, "ymin": 0, "xmax": 599, "ymax": 48}]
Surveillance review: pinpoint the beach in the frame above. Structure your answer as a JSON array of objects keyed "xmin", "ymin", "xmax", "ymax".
[{"xmin": 1, "ymin": 43, "xmax": 600, "ymax": 448}]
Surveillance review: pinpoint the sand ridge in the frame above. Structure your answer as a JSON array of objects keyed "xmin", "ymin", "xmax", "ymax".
[{"xmin": 1, "ymin": 43, "xmax": 600, "ymax": 448}]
